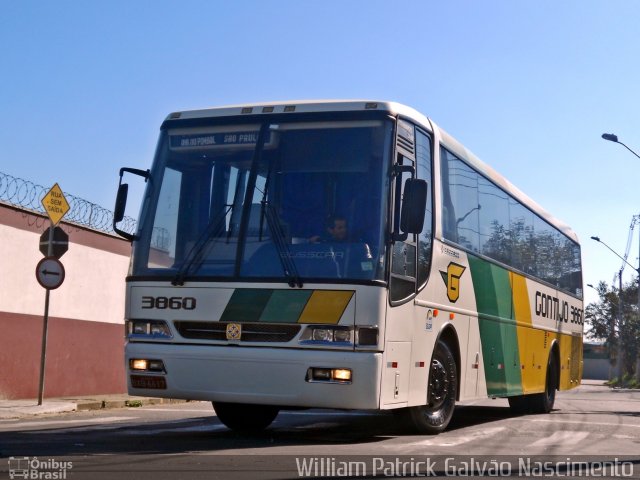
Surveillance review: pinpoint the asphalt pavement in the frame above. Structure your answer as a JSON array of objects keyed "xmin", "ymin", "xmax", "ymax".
[{"xmin": 0, "ymin": 379, "xmax": 619, "ymax": 420}]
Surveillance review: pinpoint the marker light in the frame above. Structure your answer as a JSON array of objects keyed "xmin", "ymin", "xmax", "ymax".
[{"xmin": 356, "ymin": 326, "xmax": 378, "ymax": 346}]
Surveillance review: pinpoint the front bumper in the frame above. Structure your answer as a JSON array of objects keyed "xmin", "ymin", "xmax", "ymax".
[{"xmin": 126, "ymin": 342, "xmax": 382, "ymax": 410}]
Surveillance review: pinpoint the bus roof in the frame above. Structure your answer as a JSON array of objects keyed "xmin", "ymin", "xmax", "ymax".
[{"xmin": 166, "ymin": 100, "xmax": 579, "ymax": 244}]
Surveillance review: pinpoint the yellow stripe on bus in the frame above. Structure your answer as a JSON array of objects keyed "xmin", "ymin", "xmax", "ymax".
[
  {"xmin": 511, "ymin": 272, "xmax": 546, "ymax": 394},
  {"xmin": 297, "ymin": 290, "xmax": 354, "ymax": 324}
]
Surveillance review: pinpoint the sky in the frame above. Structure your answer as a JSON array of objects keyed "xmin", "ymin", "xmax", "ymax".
[{"xmin": 1, "ymin": 0, "xmax": 639, "ymax": 308}]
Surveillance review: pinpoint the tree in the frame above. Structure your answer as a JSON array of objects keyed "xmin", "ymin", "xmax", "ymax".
[
  {"xmin": 585, "ymin": 281, "xmax": 618, "ymax": 375},
  {"xmin": 585, "ymin": 278, "xmax": 640, "ymax": 382}
]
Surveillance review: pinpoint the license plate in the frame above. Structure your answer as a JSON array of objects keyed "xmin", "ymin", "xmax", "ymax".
[{"xmin": 130, "ymin": 375, "xmax": 167, "ymax": 389}]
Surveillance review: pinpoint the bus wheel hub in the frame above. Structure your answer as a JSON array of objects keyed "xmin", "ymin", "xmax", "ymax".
[{"xmin": 429, "ymin": 359, "xmax": 448, "ymax": 407}]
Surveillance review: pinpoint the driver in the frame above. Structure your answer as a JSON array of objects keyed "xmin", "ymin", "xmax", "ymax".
[{"xmin": 310, "ymin": 215, "xmax": 348, "ymax": 243}]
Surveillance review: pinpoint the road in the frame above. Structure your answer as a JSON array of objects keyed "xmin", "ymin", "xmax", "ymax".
[{"xmin": 1, "ymin": 383, "xmax": 639, "ymax": 479}]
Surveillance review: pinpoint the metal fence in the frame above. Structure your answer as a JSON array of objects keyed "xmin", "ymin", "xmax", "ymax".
[{"xmin": 0, "ymin": 171, "xmax": 136, "ymax": 236}]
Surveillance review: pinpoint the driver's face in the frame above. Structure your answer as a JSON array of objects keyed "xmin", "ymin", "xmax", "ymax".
[{"xmin": 329, "ymin": 219, "xmax": 347, "ymax": 240}]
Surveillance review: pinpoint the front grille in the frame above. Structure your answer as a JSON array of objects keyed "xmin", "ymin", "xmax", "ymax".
[{"xmin": 174, "ymin": 321, "xmax": 301, "ymax": 342}]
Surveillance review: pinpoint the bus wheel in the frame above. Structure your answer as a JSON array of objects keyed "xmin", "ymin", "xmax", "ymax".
[
  {"xmin": 212, "ymin": 402, "xmax": 279, "ymax": 433},
  {"xmin": 508, "ymin": 352, "xmax": 558, "ymax": 415},
  {"xmin": 528, "ymin": 353, "xmax": 558, "ymax": 414},
  {"xmin": 406, "ymin": 340, "xmax": 457, "ymax": 434}
]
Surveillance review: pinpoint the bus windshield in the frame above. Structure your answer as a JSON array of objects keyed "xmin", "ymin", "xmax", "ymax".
[{"xmin": 132, "ymin": 119, "xmax": 393, "ymax": 283}]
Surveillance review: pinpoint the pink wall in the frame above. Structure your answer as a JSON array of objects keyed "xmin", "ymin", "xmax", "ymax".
[{"xmin": 0, "ymin": 203, "xmax": 131, "ymax": 399}]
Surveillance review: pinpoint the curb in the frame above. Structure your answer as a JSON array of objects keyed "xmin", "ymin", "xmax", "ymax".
[
  {"xmin": 75, "ymin": 397, "xmax": 190, "ymax": 412},
  {"xmin": 0, "ymin": 397, "xmax": 193, "ymax": 420}
]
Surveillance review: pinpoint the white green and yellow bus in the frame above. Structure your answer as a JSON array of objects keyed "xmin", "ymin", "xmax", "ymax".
[{"xmin": 114, "ymin": 100, "xmax": 583, "ymax": 434}]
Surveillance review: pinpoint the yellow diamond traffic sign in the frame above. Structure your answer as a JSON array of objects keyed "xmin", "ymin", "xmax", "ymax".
[{"xmin": 41, "ymin": 183, "xmax": 70, "ymax": 226}]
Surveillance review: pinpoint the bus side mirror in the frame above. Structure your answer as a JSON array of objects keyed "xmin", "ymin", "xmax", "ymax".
[
  {"xmin": 114, "ymin": 183, "xmax": 129, "ymax": 223},
  {"xmin": 113, "ymin": 167, "xmax": 150, "ymax": 242},
  {"xmin": 400, "ymin": 178, "xmax": 427, "ymax": 235}
]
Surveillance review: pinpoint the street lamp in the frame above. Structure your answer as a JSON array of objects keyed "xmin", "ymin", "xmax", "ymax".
[
  {"xmin": 590, "ymin": 236, "xmax": 640, "ymax": 316},
  {"xmin": 591, "ymin": 235, "xmax": 640, "ymax": 380},
  {"xmin": 600, "ymin": 134, "xmax": 640, "ymax": 381},
  {"xmin": 601, "ymin": 133, "xmax": 640, "ymax": 160},
  {"xmin": 590, "ymin": 236, "xmax": 639, "ymax": 274}
]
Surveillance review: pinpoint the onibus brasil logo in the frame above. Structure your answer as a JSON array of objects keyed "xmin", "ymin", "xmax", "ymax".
[{"xmin": 8, "ymin": 457, "xmax": 72, "ymax": 479}]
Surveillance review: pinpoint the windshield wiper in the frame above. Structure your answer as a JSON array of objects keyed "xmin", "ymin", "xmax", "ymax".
[
  {"xmin": 233, "ymin": 123, "xmax": 301, "ymax": 288},
  {"xmin": 261, "ymin": 200, "xmax": 303, "ymax": 288},
  {"xmin": 171, "ymin": 206, "xmax": 230, "ymax": 286},
  {"xmin": 257, "ymin": 128, "xmax": 302, "ymax": 288}
]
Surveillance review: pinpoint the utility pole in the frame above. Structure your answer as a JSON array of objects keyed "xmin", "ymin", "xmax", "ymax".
[
  {"xmin": 601, "ymin": 134, "xmax": 640, "ymax": 382},
  {"xmin": 590, "ymin": 235, "xmax": 636, "ymax": 380},
  {"xmin": 617, "ymin": 269, "xmax": 623, "ymax": 380},
  {"xmin": 637, "ymin": 216, "xmax": 640, "ymax": 382}
]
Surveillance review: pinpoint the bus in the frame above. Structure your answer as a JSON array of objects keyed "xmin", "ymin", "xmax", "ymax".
[{"xmin": 114, "ymin": 100, "xmax": 584, "ymax": 434}]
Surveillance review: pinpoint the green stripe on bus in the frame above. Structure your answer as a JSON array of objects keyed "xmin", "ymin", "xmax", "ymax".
[
  {"xmin": 220, "ymin": 289, "xmax": 273, "ymax": 322},
  {"xmin": 259, "ymin": 290, "xmax": 313, "ymax": 323},
  {"xmin": 469, "ymin": 256, "xmax": 523, "ymax": 396}
]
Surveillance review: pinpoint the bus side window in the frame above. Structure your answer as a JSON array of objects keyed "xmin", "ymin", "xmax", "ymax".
[
  {"xmin": 440, "ymin": 147, "xmax": 457, "ymax": 243},
  {"xmin": 390, "ymin": 152, "xmax": 417, "ymax": 304},
  {"xmin": 416, "ymin": 130, "xmax": 433, "ymax": 288}
]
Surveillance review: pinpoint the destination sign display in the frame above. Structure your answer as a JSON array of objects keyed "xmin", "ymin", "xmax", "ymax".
[{"xmin": 170, "ymin": 131, "xmax": 272, "ymax": 149}]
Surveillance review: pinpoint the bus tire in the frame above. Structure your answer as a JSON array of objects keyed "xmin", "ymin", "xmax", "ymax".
[
  {"xmin": 508, "ymin": 352, "xmax": 558, "ymax": 415},
  {"xmin": 528, "ymin": 353, "xmax": 558, "ymax": 414},
  {"xmin": 212, "ymin": 402, "xmax": 279, "ymax": 433},
  {"xmin": 405, "ymin": 340, "xmax": 457, "ymax": 434}
]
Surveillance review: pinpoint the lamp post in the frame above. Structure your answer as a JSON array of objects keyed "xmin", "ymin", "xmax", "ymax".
[
  {"xmin": 601, "ymin": 133, "xmax": 640, "ymax": 160},
  {"xmin": 601, "ymin": 134, "xmax": 640, "ymax": 381},
  {"xmin": 591, "ymin": 236, "xmax": 640, "ymax": 380}
]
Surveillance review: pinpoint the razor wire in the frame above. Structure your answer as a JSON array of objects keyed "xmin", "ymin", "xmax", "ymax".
[{"xmin": 0, "ymin": 171, "xmax": 137, "ymax": 236}]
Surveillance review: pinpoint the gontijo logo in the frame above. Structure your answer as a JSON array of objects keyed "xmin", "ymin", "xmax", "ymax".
[{"xmin": 440, "ymin": 262, "xmax": 466, "ymax": 303}]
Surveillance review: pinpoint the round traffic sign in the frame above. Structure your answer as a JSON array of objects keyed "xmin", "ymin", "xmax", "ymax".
[{"xmin": 36, "ymin": 257, "xmax": 66, "ymax": 290}]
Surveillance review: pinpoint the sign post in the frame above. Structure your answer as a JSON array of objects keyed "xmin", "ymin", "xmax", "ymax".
[{"xmin": 37, "ymin": 184, "xmax": 70, "ymax": 405}]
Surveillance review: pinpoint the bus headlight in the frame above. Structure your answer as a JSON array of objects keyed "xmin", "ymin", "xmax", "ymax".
[
  {"xmin": 303, "ymin": 326, "xmax": 353, "ymax": 344},
  {"xmin": 127, "ymin": 320, "xmax": 173, "ymax": 339},
  {"xmin": 312, "ymin": 328, "xmax": 333, "ymax": 342},
  {"xmin": 333, "ymin": 329, "xmax": 352, "ymax": 342}
]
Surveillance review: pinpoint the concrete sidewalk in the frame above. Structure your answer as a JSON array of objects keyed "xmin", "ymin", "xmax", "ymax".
[{"xmin": 0, "ymin": 395, "xmax": 188, "ymax": 420}]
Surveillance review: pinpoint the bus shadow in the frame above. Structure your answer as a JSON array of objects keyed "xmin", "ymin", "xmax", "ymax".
[
  {"xmin": 0, "ymin": 405, "xmax": 521, "ymax": 457},
  {"xmin": 445, "ymin": 405, "xmax": 516, "ymax": 431}
]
